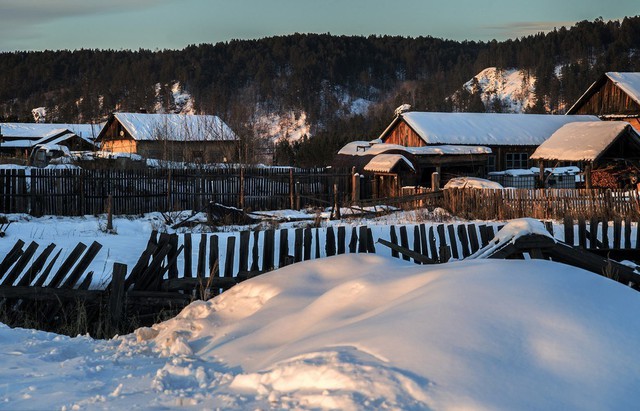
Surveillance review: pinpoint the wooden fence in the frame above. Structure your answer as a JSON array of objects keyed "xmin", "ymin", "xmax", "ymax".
[
  {"xmin": 0, "ymin": 167, "xmax": 352, "ymax": 216},
  {"xmin": 1, "ymin": 217, "xmax": 639, "ymax": 337},
  {"xmin": 443, "ymin": 188, "xmax": 640, "ymax": 220}
]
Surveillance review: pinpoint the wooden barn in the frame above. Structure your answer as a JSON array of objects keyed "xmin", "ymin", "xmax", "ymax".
[
  {"xmin": 96, "ymin": 113, "xmax": 239, "ymax": 163},
  {"xmin": 531, "ymin": 121, "xmax": 640, "ymax": 189},
  {"xmin": 378, "ymin": 111, "xmax": 600, "ymax": 172},
  {"xmin": 567, "ymin": 72, "xmax": 640, "ymax": 133}
]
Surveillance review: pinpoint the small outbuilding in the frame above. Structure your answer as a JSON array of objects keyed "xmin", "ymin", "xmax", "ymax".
[{"xmin": 530, "ymin": 121, "xmax": 640, "ymax": 189}]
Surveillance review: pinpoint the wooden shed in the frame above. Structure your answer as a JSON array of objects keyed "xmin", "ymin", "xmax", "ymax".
[
  {"xmin": 96, "ymin": 113, "xmax": 239, "ymax": 163},
  {"xmin": 567, "ymin": 72, "xmax": 640, "ymax": 133},
  {"xmin": 378, "ymin": 111, "xmax": 600, "ymax": 172},
  {"xmin": 531, "ymin": 121, "xmax": 640, "ymax": 189}
]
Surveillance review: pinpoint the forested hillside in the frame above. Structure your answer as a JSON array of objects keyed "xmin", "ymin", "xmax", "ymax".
[{"xmin": 1, "ymin": 16, "xmax": 639, "ymax": 165}]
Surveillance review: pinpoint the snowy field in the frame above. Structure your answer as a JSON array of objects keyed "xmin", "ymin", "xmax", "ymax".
[
  {"xmin": 1, "ymin": 214, "xmax": 640, "ymax": 409},
  {"xmin": 2, "ymin": 254, "xmax": 640, "ymax": 409}
]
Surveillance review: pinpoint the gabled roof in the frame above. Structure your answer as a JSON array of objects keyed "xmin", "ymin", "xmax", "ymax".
[
  {"xmin": 364, "ymin": 154, "xmax": 415, "ymax": 173},
  {"xmin": 380, "ymin": 112, "xmax": 600, "ymax": 146},
  {"xmin": 530, "ymin": 121, "xmax": 639, "ymax": 162},
  {"xmin": 567, "ymin": 72, "xmax": 640, "ymax": 114},
  {"xmin": 0, "ymin": 123, "xmax": 103, "ymax": 140},
  {"xmin": 106, "ymin": 113, "xmax": 238, "ymax": 142}
]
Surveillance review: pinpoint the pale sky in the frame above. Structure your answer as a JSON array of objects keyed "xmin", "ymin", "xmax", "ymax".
[{"xmin": 0, "ymin": 0, "xmax": 638, "ymax": 52}]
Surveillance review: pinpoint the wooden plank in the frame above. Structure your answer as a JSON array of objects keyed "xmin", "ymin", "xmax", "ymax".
[
  {"xmin": 624, "ymin": 216, "xmax": 632, "ymax": 249},
  {"xmin": 263, "ymin": 229, "xmax": 275, "ymax": 271},
  {"xmin": 17, "ymin": 243, "xmax": 56, "ymax": 287},
  {"xmin": 419, "ymin": 224, "xmax": 428, "ymax": 256},
  {"xmin": 399, "ymin": 226, "xmax": 410, "ymax": 261},
  {"xmin": 124, "ymin": 242, "xmax": 158, "ymax": 291},
  {"xmin": 61, "ymin": 241, "xmax": 103, "ymax": 289},
  {"xmin": 209, "ymin": 235, "xmax": 220, "ymax": 277},
  {"xmin": 294, "ymin": 228, "xmax": 303, "ymax": 262},
  {"xmin": 577, "ymin": 217, "xmax": 586, "ymax": 249},
  {"xmin": 337, "ymin": 226, "xmax": 346, "ymax": 254},
  {"xmin": 251, "ymin": 231, "xmax": 260, "ymax": 271},
  {"xmin": 563, "ymin": 216, "xmax": 574, "ymax": 246},
  {"xmin": 183, "ymin": 233, "xmax": 193, "ymax": 278},
  {"xmin": 239, "ymin": 231, "xmax": 250, "ymax": 272},
  {"xmin": 325, "ymin": 226, "xmax": 336, "ymax": 256},
  {"xmin": 602, "ymin": 218, "xmax": 610, "ymax": 249},
  {"xmin": 47, "ymin": 242, "xmax": 88, "ymax": 288},
  {"xmin": 32, "ymin": 249, "xmax": 61, "ymax": 287},
  {"xmin": 109, "ymin": 263, "xmax": 127, "ymax": 328},
  {"xmin": 223, "ymin": 236, "xmax": 236, "ymax": 278},
  {"xmin": 196, "ymin": 234, "xmax": 207, "ymax": 279},
  {"xmin": 358, "ymin": 226, "xmax": 369, "ymax": 253},
  {"xmin": 167, "ymin": 234, "xmax": 179, "ymax": 279},
  {"xmin": 1, "ymin": 241, "xmax": 39, "ymax": 286},
  {"xmin": 467, "ymin": 224, "xmax": 480, "ymax": 253},
  {"xmin": 613, "ymin": 217, "xmax": 622, "ymax": 249},
  {"xmin": 377, "ymin": 238, "xmax": 436, "ymax": 264},
  {"xmin": 348, "ymin": 227, "xmax": 358, "ymax": 253},
  {"xmin": 428, "ymin": 226, "xmax": 439, "ymax": 261},
  {"xmin": 389, "ymin": 226, "xmax": 399, "ymax": 258},
  {"xmin": 436, "ymin": 224, "xmax": 447, "ymax": 249},
  {"xmin": 304, "ymin": 228, "xmax": 313, "ymax": 260},
  {"xmin": 279, "ymin": 229, "xmax": 289, "ymax": 267},
  {"xmin": 457, "ymin": 225, "xmax": 471, "ymax": 258},
  {"xmin": 589, "ymin": 218, "xmax": 599, "ymax": 249},
  {"xmin": 367, "ymin": 228, "xmax": 376, "ymax": 253},
  {"xmin": 544, "ymin": 221, "xmax": 554, "ymax": 236},
  {"xmin": 447, "ymin": 224, "xmax": 459, "ymax": 259},
  {"xmin": 315, "ymin": 228, "xmax": 321, "ymax": 258},
  {"xmin": 478, "ymin": 225, "xmax": 490, "ymax": 247},
  {"xmin": 133, "ymin": 243, "xmax": 174, "ymax": 291},
  {"xmin": 0, "ymin": 239, "xmax": 25, "ymax": 280},
  {"xmin": 412, "ymin": 226, "xmax": 421, "ymax": 262}
]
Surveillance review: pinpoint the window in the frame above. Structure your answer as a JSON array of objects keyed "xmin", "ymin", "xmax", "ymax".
[
  {"xmin": 486, "ymin": 155, "xmax": 496, "ymax": 173},
  {"xmin": 505, "ymin": 152, "xmax": 528, "ymax": 170}
]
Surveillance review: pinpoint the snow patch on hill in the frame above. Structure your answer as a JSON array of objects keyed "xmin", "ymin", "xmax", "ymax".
[
  {"xmin": 31, "ymin": 107, "xmax": 47, "ymax": 123},
  {"xmin": 464, "ymin": 67, "xmax": 537, "ymax": 113},
  {"xmin": 254, "ymin": 110, "xmax": 311, "ymax": 143},
  {"xmin": 153, "ymin": 82, "xmax": 195, "ymax": 115}
]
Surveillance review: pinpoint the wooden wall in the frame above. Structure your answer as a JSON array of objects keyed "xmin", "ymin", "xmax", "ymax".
[
  {"xmin": 382, "ymin": 120, "xmax": 426, "ymax": 147},
  {"xmin": 574, "ymin": 78, "xmax": 640, "ymax": 116}
]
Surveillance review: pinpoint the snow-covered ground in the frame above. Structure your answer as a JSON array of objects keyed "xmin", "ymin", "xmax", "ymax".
[{"xmin": 2, "ymin": 252, "xmax": 640, "ymax": 410}]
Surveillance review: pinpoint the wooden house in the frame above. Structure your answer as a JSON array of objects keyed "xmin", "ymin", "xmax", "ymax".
[
  {"xmin": 531, "ymin": 121, "xmax": 640, "ymax": 189},
  {"xmin": 96, "ymin": 113, "xmax": 239, "ymax": 163},
  {"xmin": 378, "ymin": 112, "xmax": 600, "ymax": 172},
  {"xmin": 0, "ymin": 123, "xmax": 97, "ymax": 158},
  {"xmin": 567, "ymin": 72, "xmax": 640, "ymax": 133}
]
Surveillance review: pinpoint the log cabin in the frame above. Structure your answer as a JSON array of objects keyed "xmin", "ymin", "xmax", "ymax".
[
  {"xmin": 378, "ymin": 111, "xmax": 600, "ymax": 173},
  {"xmin": 96, "ymin": 113, "xmax": 239, "ymax": 163},
  {"xmin": 567, "ymin": 72, "xmax": 640, "ymax": 133}
]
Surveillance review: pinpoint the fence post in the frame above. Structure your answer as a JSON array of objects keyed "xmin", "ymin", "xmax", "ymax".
[
  {"xmin": 239, "ymin": 167, "xmax": 245, "ymax": 209},
  {"xmin": 295, "ymin": 180, "xmax": 300, "ymax": 210},
  {"xmin": 333, "ymin": 182, "xmax": 341, "ymax": 219},
  {"xmin": 106, "ymin": 194, "xmax": 113, "ymax": 231},
  {"xmin": 431, "ymin": 172, "xmax": 440, "ymax": 191},
  {"xmin": 289, "ymin": 168, "xmax": 294, "ymax": 209}
]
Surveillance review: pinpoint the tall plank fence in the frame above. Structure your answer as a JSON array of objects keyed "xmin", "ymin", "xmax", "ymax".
[
  {"xmin": 444, "ymin": 188, "xmax": 640, "ymax": 220},
  {"xmin": 0, "ymin": 167, "xmax": 351, "ymax": 216}
]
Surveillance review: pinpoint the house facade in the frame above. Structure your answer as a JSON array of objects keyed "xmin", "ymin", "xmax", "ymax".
[
  {"xmin": 96, "ymin": 113, "xmax": 239, "ymax": 163},
  {"xmin": 378, "ymin": 112, "xmax": 600, "ymax": 172},
  {"xmin": 567, "ymin": 72, "xmax": 640, "ymax": 133}
]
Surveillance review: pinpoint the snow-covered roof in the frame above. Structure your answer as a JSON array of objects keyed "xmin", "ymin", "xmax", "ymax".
[
  {"xmin": 34, "ymin": 131, "xmax": 94, "ymax": 147},
  {"xmin": 531, "ymin": 121, "xmax": 637, "ymax": 162},
  {"xmin": 0, "ymin": 139, "xmax": 34, "ymax": 148},
  {"xmin": 363, "ymin": 154, "xmax": 414, "ymax": 173},
  {"xmin": 0, "ymin": 123, "xmax": 103, "ymax": 140},
  {"xmin": 338, "ymin": 141, "xmax": 491, "ymax": 156},
  {"xmin": 382, "ymin": 112, "xmax": 600, "ymax": 146},
  {"xmin": 567, "ymin": 72, "xmax": 640, "ymax": 113},
  {"xmin": 112, "ymin": 113, "xmax": 238, "ymax": 142}
]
